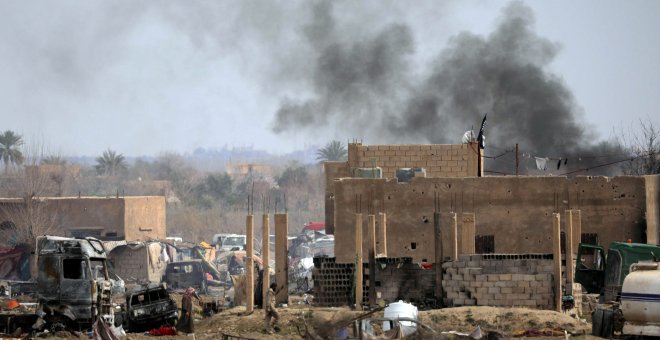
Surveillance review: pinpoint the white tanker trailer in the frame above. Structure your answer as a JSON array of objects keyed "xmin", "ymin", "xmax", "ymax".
[
  {"xmin": 618, "ymin": 262, "xmax": 660, "ymax": 336},
  {"xmin": 575, "ymin": 242, "xmax": 660, "ymax": 337}
]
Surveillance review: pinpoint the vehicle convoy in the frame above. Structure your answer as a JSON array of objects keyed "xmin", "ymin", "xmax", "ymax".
[{"xmin": 574, "ymin": 241, "xmax": 660, "ymax": 337}]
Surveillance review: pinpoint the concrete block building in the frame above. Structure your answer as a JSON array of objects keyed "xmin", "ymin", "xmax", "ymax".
[
  {"xmin": 0, "ymin": 196, "xmax": 166, "ymax": 242},
  {"xmin": 325, "ymin": 142, "xmax": 660, "ymax": 263}
]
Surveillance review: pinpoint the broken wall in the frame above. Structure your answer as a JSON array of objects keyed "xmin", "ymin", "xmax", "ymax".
[
  {"xmin": 333, "ymin": 176, "xmax": 648, "ymax": 263},
  {"xmin": 109, "ymin": 242, "xmax": 169, "ymax": 283},
  {"xmin": 312, "ymin": 257, "xmax": 435, "ymax": 307}
]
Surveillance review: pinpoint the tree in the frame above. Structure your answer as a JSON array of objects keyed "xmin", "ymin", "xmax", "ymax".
[
  {"xmin": 618, "ymin": 119, "xmax": 660, "ymax": 175},
  {"xmin": 154, "ymin": 152, "xmax": 196, "ymax": 204},
  {"xmin": 41, "ymin": 155, "xmax": 67, "ymax": 165},
  {"xmin": 277, "ymin": 162, "xmax": 308, "ymax": 188},
  {"xmin": 192, "ymin": 172, "xmax": 234, "ymax": 209},
  {"xmin": 0, "ymin": 130, "xmax": 24, "ymax": 172},
  {"xmin": 95, "ymin": 149, "xmax": 127, "ymax": 176},
  {"xmin": 316, "ymin": 140, "xmax": 347, "ymax": 162}
]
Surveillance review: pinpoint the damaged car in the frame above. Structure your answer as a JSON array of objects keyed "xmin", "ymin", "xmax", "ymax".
[{"xmin": 124, "ymin": 283, "xmax": 177, "ymax": 332}]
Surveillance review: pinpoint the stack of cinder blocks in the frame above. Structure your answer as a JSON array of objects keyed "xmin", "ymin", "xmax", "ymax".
[
  {"xmin": 442, "ymin": 254, "xmax": 556, "ymax": 309},
  {"xmin": 313, "ymin": 257, "xmax": 437, "ymax": 307},
  {"xmin": 373, "ymin": 257, "xmax": 435, "ymax": 305},
  {"xmin": 312, "ymin": 257, "xmax": 355, "ymax": 307}
]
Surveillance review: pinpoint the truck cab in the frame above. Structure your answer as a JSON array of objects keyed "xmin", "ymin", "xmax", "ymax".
[
  {"xmin": 36, "ymin": 236, "xmax": 114, "ymax": 328},
  {"xmin": 575, "ymin": 242, "xmax": 660, "ymax": 302}
]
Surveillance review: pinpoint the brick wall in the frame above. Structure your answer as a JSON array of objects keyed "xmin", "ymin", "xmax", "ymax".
[
  {"xmin": 110, "ymin": 246, "xmax": 149, "ymax": 283},
  {"xmin": 442, "ymin": 254, "xmax": 556, "ymax": 309},
  {"xmin": 348, "ymin": 142, "xmax": 479, "ymax": 179}
]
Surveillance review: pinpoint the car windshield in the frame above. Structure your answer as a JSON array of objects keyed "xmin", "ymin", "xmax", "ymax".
[{"xmin": 224, "ymin": 237, "xmax": 244, "ymax": 246}]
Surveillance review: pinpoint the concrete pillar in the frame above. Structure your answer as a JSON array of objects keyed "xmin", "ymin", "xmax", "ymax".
[
  {"xmin": 377, "ymin": 212, "xmax": 387, "ymax": 257},
  {"xmin": 571, "ymin": 210, "xmax": 582, "ymax": 250},
  {"xmin": 461, "ymin": 213, "xmax": 476, "ymax": 255},
  {"xmin": 354, "ymin": 213, "xmax": 363, "ymax": 311},
  {"xmin": 262, "ymin": 214, "xmax": 270, "ymax": 309},
  {"xmin": 564, "ymin": 210, "xmax": 575, "ymax": 295},
  {"xmin": 451, "ymin": 213, "xmax": 458, "ymax": 260},
  {"xmin": 434, "ymin": 212, "xmax": 443, "ymax": 306},
  {"xmin": 274, "ymin": 213, "xmax": 288, "ymax": 304},
  {"xmin": 552, "ymin": 213, "xmax": 562, "ymax": 312},
  {"xmin": 367, "ymin": 214, "xmax": 377, "ymax": 306},
  {"xmin": 645, "ymin": 175, "xmax": 660, "ymax": 245},
  {"xmin": 246, "ymin": 215, "xmax": 254, "ymax": 312}
]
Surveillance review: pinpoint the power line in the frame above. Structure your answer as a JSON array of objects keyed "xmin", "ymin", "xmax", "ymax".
[{"xmin": 557, "ymin": 150, "xmax": 659, "ymax": 176}]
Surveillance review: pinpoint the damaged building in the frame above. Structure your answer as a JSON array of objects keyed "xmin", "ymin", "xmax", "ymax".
[{"xmin": 316, "ymin": 141, "xmax": 660, "ymax": 309}]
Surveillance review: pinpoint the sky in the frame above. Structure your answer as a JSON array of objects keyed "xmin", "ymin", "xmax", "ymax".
[{"xmin": 1, "ymin": 0, "xmax": 659, "ymax": 157}]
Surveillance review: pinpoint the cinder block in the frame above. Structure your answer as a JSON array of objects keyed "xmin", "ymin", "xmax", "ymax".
[
  {"xmin": 517, "ymin": 281, "xmax": 530, "ymax": 288},
  {"xmin": 499, "ymin": 274, "xmax": 512, "ymax": 281},
  {"xmin": 488, "ymin": 287, "xmax": 500, "ymax": 294}
]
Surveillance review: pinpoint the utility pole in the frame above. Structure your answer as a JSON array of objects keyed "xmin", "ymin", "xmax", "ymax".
[{"xmin": 515, "ymin": 143, "xmax": 519, "ymax": 176}]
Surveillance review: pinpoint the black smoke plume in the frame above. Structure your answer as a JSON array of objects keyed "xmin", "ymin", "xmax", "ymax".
[{"xmin": 272, "ymin": 2, "xmax": 622, "ymax": 175}]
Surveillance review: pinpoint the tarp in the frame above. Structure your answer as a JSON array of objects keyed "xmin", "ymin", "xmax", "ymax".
[{"xmin": 0, "ymin": 245, "xmax": 30, "ymax": 280}]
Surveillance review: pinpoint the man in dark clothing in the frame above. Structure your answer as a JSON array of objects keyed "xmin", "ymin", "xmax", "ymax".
[
  {"xmin": 178, "ymin": 287, "xmax": 199, "ymax": 334},
  {"xmin": 264, "ymin": 282, "xmax": 280, "ymax": 334}
]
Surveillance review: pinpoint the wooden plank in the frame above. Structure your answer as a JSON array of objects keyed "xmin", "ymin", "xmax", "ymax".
[
  {"xmin": 355, "ymin": 213, "xmax": 363, "ymax": 311},
  {"xmin": 368, "ymin": 214, "xmax": 377, "ymax": 307},
  {"xmin": 246, "ymin": 215, "xmax": 254, "ymax": 312},
  {"xmin": 262, "ymin": 214, "xmax": 270, "ymax": 309},
  {"xmin": 274, "ymin": 213, "xmax": 289, "ymax": 304},
  {"xmin": 552, "ymin": 213, "xmax": 562, "ymax": 312}
]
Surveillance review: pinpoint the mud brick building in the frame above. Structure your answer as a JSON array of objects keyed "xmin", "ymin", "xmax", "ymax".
[{"xmin": 0, "ymin": 196, "xmax": 166, "ymax": 242}]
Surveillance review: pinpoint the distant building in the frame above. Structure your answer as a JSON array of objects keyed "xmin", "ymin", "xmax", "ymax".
[{"xmin": 0, "ymin": 196, "xmax": 166, "ymax": 243}]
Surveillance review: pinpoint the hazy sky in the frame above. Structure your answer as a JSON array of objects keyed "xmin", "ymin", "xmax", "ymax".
[{"xmin": 1, "ymin": 1, "xmax": 659, "ymax": 157}]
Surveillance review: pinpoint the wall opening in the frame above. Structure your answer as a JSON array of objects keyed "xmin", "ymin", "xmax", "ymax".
[{"xmin": 475, "ymin": 235, "xmax": 495, "ymax": 254}]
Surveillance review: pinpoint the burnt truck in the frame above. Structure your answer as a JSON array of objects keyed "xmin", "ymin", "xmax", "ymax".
[
  {"xmin": 0, "ymin": 236, "xmax": 116, "ymax": 333},
  {"xmin": 124, "ymin": 283, "xmax": 178, "ymax": 332}
]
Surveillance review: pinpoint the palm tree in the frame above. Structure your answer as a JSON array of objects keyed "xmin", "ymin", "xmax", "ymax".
[
  {"xmin": 316, "ymin": 140, "xmax": 348, "ymax": 162},
  {"xmin": 95, "ymin": 149, "xmax": 127, "ymax": 176},
  {"xmin": 0, "ymin": 130, "xmax": 24, "ymax": 172}
]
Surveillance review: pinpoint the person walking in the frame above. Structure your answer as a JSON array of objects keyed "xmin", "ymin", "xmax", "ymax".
[
  {"xmin": 178, "ymin": 287, "xmax": 199, "ymax": 334},
  {"xmin": 263, "ymin": 283, "xmax": 280, "ymax": 334}
]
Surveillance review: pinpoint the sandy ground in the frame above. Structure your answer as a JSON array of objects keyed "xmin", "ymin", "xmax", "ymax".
[{"xmin": 122, "ymin": 303, "xmax": 592, "ymax": 339}]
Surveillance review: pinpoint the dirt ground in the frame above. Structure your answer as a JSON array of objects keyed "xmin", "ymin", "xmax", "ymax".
[{"xmin": 123, "ymin": 303, "xmax": 592, "ymax": 339}]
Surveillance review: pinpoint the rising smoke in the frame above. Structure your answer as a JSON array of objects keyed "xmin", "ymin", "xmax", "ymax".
[{"xmin": 272, "ymin": 2, "xmax": 621, "ymax": 174}]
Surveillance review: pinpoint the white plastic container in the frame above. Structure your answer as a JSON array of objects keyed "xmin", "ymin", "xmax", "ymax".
[{"xmin": 383, "ymin": 300, "xmax": 418, "ymax": 336}]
